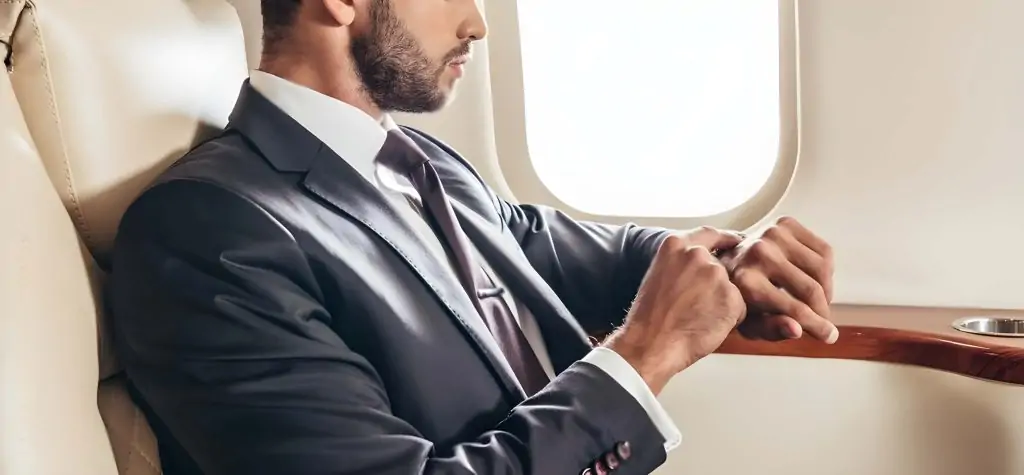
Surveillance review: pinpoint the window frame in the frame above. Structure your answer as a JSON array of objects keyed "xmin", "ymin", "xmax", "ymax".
[{"xmin": 484, "ymin": 0, "xmax": 801, "ymax": 230}]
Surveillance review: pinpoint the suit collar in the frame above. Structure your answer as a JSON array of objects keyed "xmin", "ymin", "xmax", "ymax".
[
  {"xmin": 225, "ymin": 77, "xmax": 404, "ymax": 173},
  {"xmin": 226, "ymin": 79, "xmax": 533, "ymax": 402},
  {"xmin": 247, "ymin": 70, "xmax": 401, "ymax": 183},
  {"xmin": 226, "ymin": 79, "xmax": 321, "ymax": 172}
]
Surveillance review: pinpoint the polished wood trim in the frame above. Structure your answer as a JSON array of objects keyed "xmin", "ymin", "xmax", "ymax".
[
  {"xmin": 717, "ymin": 325, "xmax": 1024, "ymax": 385},
  {"xmin": 712, "ymin": 304, "xmax": 1024, "ymax": 385},
  {"xmin": 592, "ymin": 304, "xmax": 1024, "ymax": 385}
]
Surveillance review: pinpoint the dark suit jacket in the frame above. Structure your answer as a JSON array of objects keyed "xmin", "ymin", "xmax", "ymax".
[{"xmin": 109, "ymin": 81, "xmax": 675, "ymax": 475}]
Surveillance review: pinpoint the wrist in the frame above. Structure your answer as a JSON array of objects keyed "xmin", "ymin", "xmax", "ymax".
[{"xmin": 603, "ymin": 327, "xmax": 684, "ymax": 395}]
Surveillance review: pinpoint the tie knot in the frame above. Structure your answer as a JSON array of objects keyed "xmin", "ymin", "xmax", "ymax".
[{"xmin": 377, "ymin": 129, "xmax": 429, "ymax": 175}]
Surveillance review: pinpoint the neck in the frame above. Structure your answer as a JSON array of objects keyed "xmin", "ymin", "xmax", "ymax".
[{"xmin": 258, "ymin": 52, "xmax": 383, "ymax": 121}]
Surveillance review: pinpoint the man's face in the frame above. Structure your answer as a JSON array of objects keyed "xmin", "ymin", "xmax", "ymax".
[{"xmin": 350, "ymin": 0, "xmax": 485, "ymax": 113}]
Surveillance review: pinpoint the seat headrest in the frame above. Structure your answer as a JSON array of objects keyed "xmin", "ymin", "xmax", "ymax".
[
  {"xmin": 0, "ymin": 0, "xmax": 25, "ymax": 69},
  {"xmin": 8, "ymin": 0, "xmax": 250, "ymax": 264}
]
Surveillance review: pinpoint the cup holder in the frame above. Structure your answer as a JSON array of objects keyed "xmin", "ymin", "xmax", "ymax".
[{"xmin": 951, "ymin": 316, "xmax": 1024, "ymax": 338}]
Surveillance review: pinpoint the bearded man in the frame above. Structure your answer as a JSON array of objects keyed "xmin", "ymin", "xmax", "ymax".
[{"xmin": 108, "ymin": 1, "xmax": 838, "ymax": 474}]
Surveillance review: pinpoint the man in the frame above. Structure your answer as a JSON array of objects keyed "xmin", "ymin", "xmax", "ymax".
[{"xmin": 109, "ymin": 0, "xmax": 837, "ymax": 474}]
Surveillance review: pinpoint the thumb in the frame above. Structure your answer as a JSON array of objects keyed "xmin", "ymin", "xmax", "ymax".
[{"xmin": 686, "ymin": 227, "xmax": 745, "ymax": 253}]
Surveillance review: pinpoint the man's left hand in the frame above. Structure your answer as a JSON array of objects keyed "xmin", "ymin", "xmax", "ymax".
[{"xmin": 719, "ymin": 216, "xmax": 838, "ymax": 343}]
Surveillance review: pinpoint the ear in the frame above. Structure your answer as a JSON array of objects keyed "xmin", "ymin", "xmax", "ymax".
[{"xmin": 322, "ymin": 0, "xmax": 357, "ymax": 26}]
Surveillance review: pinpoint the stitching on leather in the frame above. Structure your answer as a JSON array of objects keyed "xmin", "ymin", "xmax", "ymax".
[
  {"xmin": 25, "ymin": 5, "xmax": 94, "ymax": 245},
  {"xmin": 123, "ymin": 403, "xmax": 139, "ymax": 474},
  {"xmin": 1, "ymin": 0, "xmax": 26, "ymax": 71},
  {"xmin": 135, "ymin": 444, "xmax": 162, "ymax": 474},
  {"xmin": 131, "ymin": 407, "xmax": 162, "ymax": 474}
]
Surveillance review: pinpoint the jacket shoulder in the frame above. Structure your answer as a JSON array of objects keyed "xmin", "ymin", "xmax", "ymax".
[{"xmin": 119, "ymin": 131, "xmax": 297, "ymax": 240}]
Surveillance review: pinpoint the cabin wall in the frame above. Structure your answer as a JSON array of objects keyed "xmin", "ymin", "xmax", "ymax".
[
  {"xmin": 138, "ymin": 3, "xmax": 1024, "ymax": 474},
  {"xmin": 223, "ymin": 5, "xmax": 1024, "ymax": 471},
  {"xmin": 657, "ymin": 354, "xmax": 1024, "ymax": 475},
  {"xmin": 1, "ymin": 2, "xmax": 1018, "ymax": 475},
  {"xmin": 230, "ymin": 0, "xmax": 1024, "ymax": 312},
  {"xmin": 772, "ymin": 0, "xmax": 1024, "ymax": 311}
]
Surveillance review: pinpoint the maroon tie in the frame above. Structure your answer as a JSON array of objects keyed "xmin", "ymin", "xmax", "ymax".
[{"xmin": 376, "ymin": 130, "xmax": 550, "ymax": 396}]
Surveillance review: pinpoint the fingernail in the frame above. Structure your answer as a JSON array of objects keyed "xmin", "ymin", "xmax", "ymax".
[{"xmin": 825, "ymin": 326, "xmax": 839, "ymax": 344}]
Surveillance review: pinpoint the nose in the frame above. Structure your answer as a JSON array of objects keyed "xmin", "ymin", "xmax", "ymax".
[{"xmin": 458, "ymin": 0, "xmax": 488, "ymax": 41}]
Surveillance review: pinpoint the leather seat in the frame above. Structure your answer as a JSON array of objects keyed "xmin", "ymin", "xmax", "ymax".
[
  {"xmin": 0, "ymin": 51, "xmax": 127, "ymax": 475},
  {"xmin": 2, "ymin": 0, "xmax": 249, "ymax": 472}
]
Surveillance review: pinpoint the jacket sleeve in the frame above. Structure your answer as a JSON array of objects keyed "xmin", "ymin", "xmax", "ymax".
[
  {"xmin": 109, "ymin": 179, "xmax": 667, "ymax": 475},
  {"xmin": 401, "ymin": 126, "xmax": 674, "ymax": 335},
  {"xmin": 498, "ymin": 200, "xmax": 673, "ymax": 335}
]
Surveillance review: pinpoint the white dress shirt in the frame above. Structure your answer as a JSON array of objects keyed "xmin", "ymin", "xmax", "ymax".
[{"xmin": 248, "ymin": 70, "xmax": 681, "ymax": 452}]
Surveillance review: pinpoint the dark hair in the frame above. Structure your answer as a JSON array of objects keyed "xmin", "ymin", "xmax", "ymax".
[{"xmin": 261, "ymin": 0, "xmax": 303, "ymax": 56}]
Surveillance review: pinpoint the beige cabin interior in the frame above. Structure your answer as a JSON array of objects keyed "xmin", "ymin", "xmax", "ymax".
[{"xmin": 1, "ymin": 0, "xmax": 1022, "ymax": 474}]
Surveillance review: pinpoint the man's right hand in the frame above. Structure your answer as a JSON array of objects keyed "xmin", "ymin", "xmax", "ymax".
[{"xmin": 604, "ymin": 228, "xmax": 747, "ymax": 395}]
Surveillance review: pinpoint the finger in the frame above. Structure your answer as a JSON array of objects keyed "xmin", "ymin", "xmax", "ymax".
[
  {"xmin": 770, "ymin": 285, "xmax": 836, "ymax": 343},
  {"xmin": 686, "ymin": 227, "xmax": 744, "ymax": 253},
  {"xmin": 736, "ymin": 269, "xmax": 838, "ymax": 344},
  {"xmin": 737, "ymin": 237, "xmax": 824, "ymax": 315},
  {"xmin": 765, "ymin": 225, "xmax": 827, "ymax": 294},
  {"xmin": 768, "ymin": 229, "xmax": 834, "ymax": 303},
  {"xmin": 766, "ymin": 220, "xmax": 834, "ymax": 302},
  {"xmin": 728, "ymin": 283, "xmax": 749, "ymax": 328},
  {"xmin": 738, "ymin": 314, "xmax": 802, "ymax": 341},
  {"xmin": 766, "ymin": 255, "xmax": 831, "ymax": 321},
  {"xmin": 777, "ymin": 217, "xmax": 834, "ymax": 264},
  {"xmin": 777, "ymin": 217, "xmax": 828, "ymax": 252}
]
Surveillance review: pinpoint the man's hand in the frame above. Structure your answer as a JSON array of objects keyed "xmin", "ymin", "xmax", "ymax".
[
  {"xmin": 719, "ymin": 216, "xmax": 838, "ymax": 343},
  {"xmin": 674, "ymin": 225, "xmax": 746, "ymax": 252},
  {"xmin": 605, "ymin": 230, "xmax": 747, "ymax": 394}
]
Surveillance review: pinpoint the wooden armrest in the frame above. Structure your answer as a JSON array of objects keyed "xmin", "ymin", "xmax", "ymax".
[{"xmin": 717, "ymin": 304, "xmax": 1024, "ymax": 385}]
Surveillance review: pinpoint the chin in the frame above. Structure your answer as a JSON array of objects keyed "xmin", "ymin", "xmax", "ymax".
[
  {"xmin": 407, "ymin": 93, "xmax": 451, "ymax": 114},
  {"xmin": 442, "ymin": 79, "xmax": 463, "ymax": 99}
]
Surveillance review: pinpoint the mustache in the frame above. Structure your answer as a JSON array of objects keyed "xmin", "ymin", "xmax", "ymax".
[{"xmin": 443, "ymin": 42, "xmax": 472, "ymax": 63}]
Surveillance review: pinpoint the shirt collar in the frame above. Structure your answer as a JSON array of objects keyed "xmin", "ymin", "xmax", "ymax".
[{"xmin": 248, "ymin": 70, "xmax": 399, "ymax": 184}]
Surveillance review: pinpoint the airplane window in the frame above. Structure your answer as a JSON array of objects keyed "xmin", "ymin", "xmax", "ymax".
[{"xmin": 517, "ymin": 0, "xmax": 782, "ymax": 217}]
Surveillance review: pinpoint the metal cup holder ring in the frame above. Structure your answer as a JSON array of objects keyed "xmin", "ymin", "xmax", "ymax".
[{"xmin": 951, "ymin": 316, "xmax": 1024, "ymax": 338}]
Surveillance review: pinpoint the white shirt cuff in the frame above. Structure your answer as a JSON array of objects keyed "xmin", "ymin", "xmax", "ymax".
[{"xmin": 581, "ymin": 347, "xmax": 682, "ymax": 453}]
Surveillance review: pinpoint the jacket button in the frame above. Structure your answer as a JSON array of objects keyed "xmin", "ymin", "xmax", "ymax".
[
  {"xmin": 580, "ymin": 468, "xmax": 593, "ymax": 475},
  {"xmin": 615, "ymin": 441, "xmax": 632, "ymax": 461},
  {"xmin": 604, "ymin": 451, "xmax": 621, "ymax": 470}
]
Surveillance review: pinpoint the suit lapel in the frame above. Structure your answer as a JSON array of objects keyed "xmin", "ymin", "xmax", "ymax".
[
  {"xmin": 302, "ymin": 150, "xmax": 527, "ymax": 401},
  {"xmin": 451, "ymin": 201, "xmax": 594, "ymax": 373},
  {"xmin": 225, "ymin": 81, "xmax": 528, "ymax": 403}
]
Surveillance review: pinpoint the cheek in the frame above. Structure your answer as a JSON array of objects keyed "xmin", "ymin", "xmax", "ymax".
[
  {"xmin": 417, "ymin": 35, "xmax": 454, "ymax": 66},
  {"xmin": 397, "ymin": 6, "xmax": 457, "ymax": 57}
]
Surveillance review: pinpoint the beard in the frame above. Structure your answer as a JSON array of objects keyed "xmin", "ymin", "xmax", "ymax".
[{"xmin": 350, "ymin": 0, "xmax": 470, "ymax": 113}]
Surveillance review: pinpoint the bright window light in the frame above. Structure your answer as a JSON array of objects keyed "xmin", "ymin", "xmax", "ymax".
[{"xmin": 516, "ymin": 0, "xmax": 782, "ymax": 217}]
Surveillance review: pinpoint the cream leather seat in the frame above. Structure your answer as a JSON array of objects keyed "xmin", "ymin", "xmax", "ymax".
[
  {"xmin": 2, "ymin": 0, "xmax": 249, "ymax": 473},
  {"xmin": 1, "ymin": 54, "xmax": 127, "ymax": 475}
]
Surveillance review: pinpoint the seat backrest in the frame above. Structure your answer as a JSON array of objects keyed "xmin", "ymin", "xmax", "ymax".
[
  {"xmin": 8, "ymin": 0, "xmax": 249, "ymax": 262},
  {"xmin": 3, "ymin": 0, "xmax": 249, "ymax": 473},
  {"xmin": 0, "ymin": 37, "xmax": 137, "ymax": 475}
]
